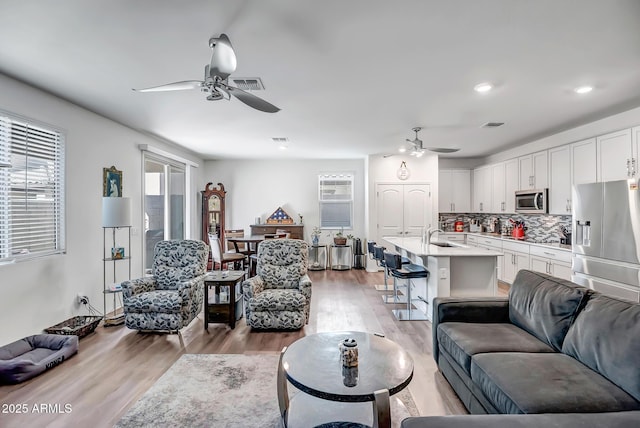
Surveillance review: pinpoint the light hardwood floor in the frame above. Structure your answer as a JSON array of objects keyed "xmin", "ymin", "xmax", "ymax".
[{"xmin": 0, "ymin": 269, "xmax": 498, "ymax": 427}]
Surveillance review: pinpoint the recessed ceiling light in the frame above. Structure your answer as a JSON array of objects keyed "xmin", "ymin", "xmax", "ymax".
[
  {"xmin": 398, "ymin": 146, "xmax": 407, "ymax": 153},
  {"xmin": 474, "ymin": 82, "xmax": 493, "ymax": 93},
  {"xmin": 574, "ymin": 86, "xmax": 593, "ymax": 94},
  {"xmin": 278, "ymin": 144, "xmax": 288, "ymax": 150}
]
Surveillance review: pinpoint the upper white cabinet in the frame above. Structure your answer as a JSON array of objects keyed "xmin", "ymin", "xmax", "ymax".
[
  {"xmin": 548, "ymin": 145, "xmax": 571, "ymax": 215},
  {"xmin": 519, "ymin": 151, "xmax": 548, "ymax": 190},
  {"xmin": 571, "ymin": 138, "xmax": 597, "ymax": 185},
  {"xmin": 473, "ymin": 166, "xmax": 491, "ymax": 213},
  {"xmin": 439, "ymin": 169, "xmax": 471, "ymax": 213},
  {"xmin": 597, "ymin": 128, "xmax": 634, "ymax": 182},
  {"xmin": 504, "ymin": 158, "xmax": 519, "ymax": 213},
  {"xmin": 490, "ymin": 163, "xmax": 506, "ymax": 213}
]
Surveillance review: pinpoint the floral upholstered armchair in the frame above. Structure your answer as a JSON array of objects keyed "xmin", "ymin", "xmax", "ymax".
[
  {"xmin": 243, "ymin": 239, "xmax": 312, "ymax": 330},
  {"xmin": 121, "ymin": 240, "xmax": 209, "ymax": 332}
]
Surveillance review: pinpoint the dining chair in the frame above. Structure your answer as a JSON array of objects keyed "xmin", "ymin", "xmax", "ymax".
[
  {"xmin": 208, "ymin": 233, "xmax": 245, "ymax": 271},
  {"xmin": 225, "ymin": 229, "xmax": 247, "ymax": 253}
]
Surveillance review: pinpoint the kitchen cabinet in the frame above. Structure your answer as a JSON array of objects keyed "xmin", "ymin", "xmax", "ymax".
[
  {"xmin": 438, "ymin": 169, "xmax": 471, "ymax": 213},
  {"xmin": 597, "ymin": 128, "xmax": 634, "ymax": 182},
  {"xmin": 571, "ymin": 138, "xmax": 597, "ymax": 185},
  {"xmin": 529, "ymin": 245, "xmax": 572, "ymax": 281},
  {"xmin": 548, "ymin": 145, "xmax": 572, "ymax": 214},
  {"xmin": 518, "ymin": 151, "xmax": 548, "ymax": 190},
  {"xmin": 376, "ymin": 183, "xmax": 432, "ymax": 241},
  {"xmin": 504, "ymin": 158, "xmax": 519, "ymax": 213},
  {"xmin": 439, "ymin": 232, "xmax": 465, "ymax": 243},
  {"xmin": 489, "ymin": 159, "xmax": 518, "ymax": 214},
  {"xmin": 475, "ymin": 236, "xmax": 503, "ymax": 281},
  {"xmin": 490, "ymin": 163, "xmax": 506, "ymax": 213},
  {"xmin": 473, "ymin": 166, "xmax": 491, "ymax": 213},
  {"xmin": 502, "ymin": 240, "xmax": 530, "ymax": 284}
]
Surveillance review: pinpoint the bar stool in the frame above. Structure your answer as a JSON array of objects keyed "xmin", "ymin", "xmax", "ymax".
[
  {"xmin": 384, "ymin": 252, "xmax": 429, "ymax": 321},
  {"xmin": 369, "ymin": 242, "xmax": 389, "ymax": 291},
  {"xmin": 372, "ymin": 245, "xmax": 396, "ymax": 295},
  {"xmin": 372, "ymin": 244, "xmax": 411, "ymax": 297}
]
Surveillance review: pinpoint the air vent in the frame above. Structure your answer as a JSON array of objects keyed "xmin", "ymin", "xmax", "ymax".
[
  {"xmin": 272, "ymin": 137, "xmax": 288, "ymax": 143},
  {"xmin": 482, "ymin": 122, "xmax": 505, "ymax": 128},
  {"xmin": 232, "ymin": 78, "xmax": 265, "ymax": 91}
]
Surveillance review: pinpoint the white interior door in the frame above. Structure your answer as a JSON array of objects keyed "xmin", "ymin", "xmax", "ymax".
[
  {"xmin": 377, "ymin": 184, "xmax": 404, "ymax": 239},
  {"xmin": 376, "ymin": 183, "xmax": 431, "ymax": 242},
  {"xmin": 403, "ymin": 184, "xmax": 431, "ymax": 236}
]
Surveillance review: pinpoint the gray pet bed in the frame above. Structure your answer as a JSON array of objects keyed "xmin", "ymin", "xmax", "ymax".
[{"xmin": 0, "ymin": 334, "xmax": 78, "ymax": 384}]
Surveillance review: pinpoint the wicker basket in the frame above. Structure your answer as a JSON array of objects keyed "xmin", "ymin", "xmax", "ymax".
[{"xmin": 45, "ymin": 316, "xmax": 102, "ymax": 339}]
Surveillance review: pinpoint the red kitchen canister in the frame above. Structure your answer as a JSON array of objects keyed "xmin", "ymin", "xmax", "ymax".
[{"xmin": 455, "ymin": 221, "xmax": 464, "ymax": 232}]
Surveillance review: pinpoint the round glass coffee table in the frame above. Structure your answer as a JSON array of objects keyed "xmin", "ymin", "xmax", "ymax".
[{"xmin": 277, "ymin": 331, "xmax": 414, "ymax": 428}]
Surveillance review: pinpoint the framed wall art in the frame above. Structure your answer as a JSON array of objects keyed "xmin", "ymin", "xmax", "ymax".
[{"xmin": 103, "ymin": 166, "xmax": 122, "ymax": 197}]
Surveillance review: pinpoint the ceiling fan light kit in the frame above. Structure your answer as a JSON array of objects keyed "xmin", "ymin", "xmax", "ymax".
[{"xmin": 133, "ymin": 34, "xmax": 280, "ymax": 113}]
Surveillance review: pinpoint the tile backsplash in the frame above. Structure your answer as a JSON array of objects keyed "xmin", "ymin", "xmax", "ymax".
[{"xmin": 439, "ymin": 213, "xmax": 572, "ymax": 243}]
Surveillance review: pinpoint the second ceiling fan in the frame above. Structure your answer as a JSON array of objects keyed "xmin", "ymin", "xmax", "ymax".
[{"xmin": 404, "ymin": 127, "xmax": 460, "ymax": 157}]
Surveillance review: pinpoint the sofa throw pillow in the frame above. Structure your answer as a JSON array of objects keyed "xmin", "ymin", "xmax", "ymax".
[
  {"xmin": 509, "ymin": 270, "xmax": 591, "ymax": 351},
  {"xmin": 562, "ymin": 293, "xmax": 640, "ymax": 402}
]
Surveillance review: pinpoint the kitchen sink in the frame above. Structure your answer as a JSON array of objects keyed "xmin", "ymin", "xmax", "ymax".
[{"xmin": 430, "ymin": 241, "xmax": 455, "ymax": 247}]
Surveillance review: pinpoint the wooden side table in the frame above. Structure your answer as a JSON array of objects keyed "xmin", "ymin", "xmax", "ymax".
[{"xmin": 204, "ymin": 270, "xmax": 245, "ymax": 330}]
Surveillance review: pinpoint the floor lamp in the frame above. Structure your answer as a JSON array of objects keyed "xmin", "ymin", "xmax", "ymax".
[{"xmin": 102, "ymin": 197, "xmax": 131, "ymax": 324}]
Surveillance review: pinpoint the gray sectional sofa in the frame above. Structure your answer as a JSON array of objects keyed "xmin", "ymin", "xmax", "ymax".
[{"xmin": 402, "ymin": 269, "xmax": 640, "ymax": 427}]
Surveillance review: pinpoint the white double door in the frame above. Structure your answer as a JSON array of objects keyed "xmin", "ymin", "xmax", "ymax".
[{"xmin": 377, "ymin": 183, "xmax": 432, "ymax": 241}]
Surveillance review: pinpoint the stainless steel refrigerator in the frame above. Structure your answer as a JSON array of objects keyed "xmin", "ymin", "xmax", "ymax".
[{"xmin": 572, "ymin": 179, "xmax": 640, "ymax": 302}]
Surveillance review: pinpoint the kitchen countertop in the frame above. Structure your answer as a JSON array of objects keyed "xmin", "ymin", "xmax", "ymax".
[
  {"xmin": 382, "ymin": 236, "xmax": 503, "ymax": 257},
  {"xmin": 455, "ymin": 232, "xmax": 572, "ymax": 252}
]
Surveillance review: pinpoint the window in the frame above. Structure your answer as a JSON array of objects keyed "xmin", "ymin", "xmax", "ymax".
[
  {"xmin": 318, "ymin": 173, "xmax": 353, "ymax": 229},
  {"xmin": 0, "ymin": 112, "xmax": 65, "ymax": 262}
]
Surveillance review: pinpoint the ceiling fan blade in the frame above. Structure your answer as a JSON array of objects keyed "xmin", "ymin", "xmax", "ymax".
[
  {"xmin": 133, "ymin": 80, "xmax": 203, "ymax": 92},
  {"xmin": 219, "ymin": 83, "xmax": 280, "ymax": 113},
  {"xmin": 427, "ymin": 147, "xmax": 460, "ymax": 153},
  {"xmin": 209, "ymin": 34, "xmax": 237, "ymax": 80}
]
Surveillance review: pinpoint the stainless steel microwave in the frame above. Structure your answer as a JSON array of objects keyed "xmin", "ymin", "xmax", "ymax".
[{"xmin": 515, "ymin": 189, "xmax": 548, "ymax": 213}]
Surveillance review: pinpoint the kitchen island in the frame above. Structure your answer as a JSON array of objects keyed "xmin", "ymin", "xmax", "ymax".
[{"xmin": 382, "ymin": 236, "xmax": 502, "ymax": 321}]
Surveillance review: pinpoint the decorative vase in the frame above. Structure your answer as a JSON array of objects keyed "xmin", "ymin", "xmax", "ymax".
[{"xmin": 312, "ymin": 235, "xmax": 319, "ymax": 246}]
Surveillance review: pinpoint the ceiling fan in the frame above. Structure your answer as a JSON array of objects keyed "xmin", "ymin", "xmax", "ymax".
[
  {"xmin": 133, "ymin": 34, "xmax": 280, "ymax": 113},
  {"xmin": 403, "ymin": 127, "xmax": 460, "ymax": 157}
]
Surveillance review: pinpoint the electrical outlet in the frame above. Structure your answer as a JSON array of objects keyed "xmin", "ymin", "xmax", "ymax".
[{"xmin": 77, "ymin": 294, "xmax": 89, "ymax": 305}]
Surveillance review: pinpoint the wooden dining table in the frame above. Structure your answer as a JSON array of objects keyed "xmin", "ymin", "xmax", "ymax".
[{"xmin": 226, "ymin": 235, "xmax": 265, "ymax": 256}]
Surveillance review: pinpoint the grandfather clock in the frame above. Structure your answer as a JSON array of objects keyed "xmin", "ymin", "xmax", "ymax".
[{"xmin": 201, "ymin": 182, "xmax": 226, "ymax": 268}]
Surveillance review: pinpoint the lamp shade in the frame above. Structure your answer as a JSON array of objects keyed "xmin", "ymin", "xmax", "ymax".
[{"xmin": 102, "ymin": 197, "xmax": 131, "ymax": 227}]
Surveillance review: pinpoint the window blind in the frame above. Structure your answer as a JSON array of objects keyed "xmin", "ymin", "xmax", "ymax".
[
  {"xmin": 318, "ymin": 173, "xmax": 353, "ymax": 228},
  {"xmin": 0, "ymin": 113, "xmax": 65, "ymax": 261}
]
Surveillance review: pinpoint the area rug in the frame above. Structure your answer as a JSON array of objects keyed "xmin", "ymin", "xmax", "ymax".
[{"xmin": 116, "ymin": 354, "xmax": 418, "ymax": 428}]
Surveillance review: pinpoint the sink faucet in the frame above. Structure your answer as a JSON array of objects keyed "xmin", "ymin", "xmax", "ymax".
[{"xmin": 426, "ymin": 228, "xmax": 443, "ymax": 246}]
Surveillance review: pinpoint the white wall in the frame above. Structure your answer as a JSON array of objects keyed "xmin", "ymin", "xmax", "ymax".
[
  {"xmin": 203, "ymin": 159, "xmax": 366, "ymax": 244},
  {"xmin": 0, "ymin": 74, "xmax": 204, "ymax": 345}
]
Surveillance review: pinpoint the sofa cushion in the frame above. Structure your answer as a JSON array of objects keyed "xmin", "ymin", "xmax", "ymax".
[
  {"xmin": 508, "ymin": 270, "xmax": 590, "ymax": 351},
  {"xmin": 400, "ymin": 412, "xmax": 640, "ymax": 428},
  {"xmin": 124, "ymin": 290, "xmax": 182, "ymax": 313},
  {"xmin": 247, "ymin": 289, "xmax": 306, "ymax": 312},
  {"xmin": 470, "ymin": 352, "xmax": 640, "ymax": 414},
  {"xmin": 562, "ymin": 293, "xmax": 640, "ymax": 402},
  {"xmin": 438, "ymin": 323, "xmax": 554, "ymax": 375}
]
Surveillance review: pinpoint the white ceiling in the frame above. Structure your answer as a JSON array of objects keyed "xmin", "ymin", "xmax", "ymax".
[{"xmin": 1, "ymin": 0, "xmax": 640, "ymax": 160}]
